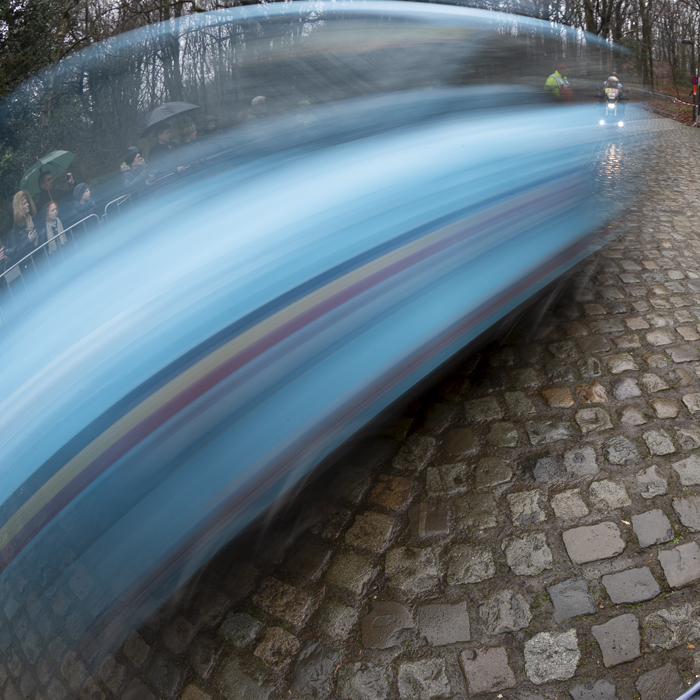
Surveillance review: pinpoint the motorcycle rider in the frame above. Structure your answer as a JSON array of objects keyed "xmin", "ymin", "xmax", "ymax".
[
  {"xmin": 600, "ymin": 74, "xmax": 626, "ymax": 121},
  {"xmin": 604, "ymin": 74, "xmax": 623, "ymax": 91},
  {"xmin": 544, "ymin": 64, "xmax": 573, "ymax": 102}
]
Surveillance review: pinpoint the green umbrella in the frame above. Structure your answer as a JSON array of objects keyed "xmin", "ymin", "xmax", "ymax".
[{"xmin": 20, "ymin": 151, "xmax": 76, "ymax": 200}]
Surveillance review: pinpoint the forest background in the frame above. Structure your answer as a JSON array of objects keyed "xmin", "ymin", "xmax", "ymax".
[{"xmin": 0, "ymin": 0, "xmax": 695, "ymax": 234}]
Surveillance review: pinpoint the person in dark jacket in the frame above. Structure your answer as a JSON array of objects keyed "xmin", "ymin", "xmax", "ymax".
[
  {"xmin": 36, "ymin": 170, "xmax": 75, "ymax": 210},
  {"xmin": 149, "ymin": 125, "xmax": 175, "ymax": 160},
  {"xmin": 201, "ymin": 115, "xmax": 218, "ymax": 137},
  {"xmin": 4, "ymin": 190, "xmax": 43, "ymax": 268},
  {"xmin": 67, "ymin": 183, "xmax": 98, "ymax": 225},
  {"xmin": 120, "ymin": 147, "xmax": 154, "ymax": 192},
  {"xmin": 149, "ymin": 124, "xmax": 186, "ymax": 174}
]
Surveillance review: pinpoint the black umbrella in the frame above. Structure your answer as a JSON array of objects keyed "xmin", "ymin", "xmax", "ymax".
[{"xmin": 140, "ymin": 101, "xmax": 200, "ymax": 139}]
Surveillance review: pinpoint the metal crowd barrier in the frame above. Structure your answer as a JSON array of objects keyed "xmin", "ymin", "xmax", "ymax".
[
  {"xmin": 103, "ymin": 193, "xmax": 132, "ymax": 222},
  {"xmin": 0, "ymin": 214, "xmax": 100, "ymax": 317},
  {"xmin": 2, "ymin": 171, "xmax": 203, "ymax": 334},
  {"xmin": 0, "ymin": 190, "xmax": 148, "ymax": 335}
]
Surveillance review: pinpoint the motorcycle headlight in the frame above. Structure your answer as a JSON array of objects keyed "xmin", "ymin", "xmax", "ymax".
[
  {"xmin": 599, "ymin": 119, "xmax": 606, "ymax": 125},
  {"xmin": 617, "ymin": 121, "xmax": 624, "ymax": 127}
]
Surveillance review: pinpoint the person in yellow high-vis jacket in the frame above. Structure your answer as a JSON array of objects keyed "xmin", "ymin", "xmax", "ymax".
[{"xmin": 544, "ymin": 64, "xmax": 573, "ymax": 103}]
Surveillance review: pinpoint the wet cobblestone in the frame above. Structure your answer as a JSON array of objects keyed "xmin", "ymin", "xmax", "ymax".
[{"xmin": 8, "ymin": 115, "xmax": 700, "ymax": 698}]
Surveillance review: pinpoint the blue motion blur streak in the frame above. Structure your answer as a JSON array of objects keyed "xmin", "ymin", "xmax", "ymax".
[{"xmin": 0, "ymin": 3, "xmax": 648, "ymax": 662}]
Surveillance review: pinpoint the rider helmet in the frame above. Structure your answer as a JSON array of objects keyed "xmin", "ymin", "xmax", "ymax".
[{"xmin": 608, "ymin": 75, "xmax": 619, "ymax": 84}]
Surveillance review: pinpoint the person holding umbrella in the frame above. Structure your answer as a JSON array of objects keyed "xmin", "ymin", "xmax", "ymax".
[
  {"xmin": 142, "ymin": 102, "xmax": 199, "ymax": 174},
  {"xmin": 149, "ymin": 124, "xmax": 175, "ymax": 160},
  {"xmin": 148, "ymin": 124, "xmax": 186, "ymax": 174},
  {"xmin": 21, "ymin": 151, "xmax": 77, "ymax": 210},
  {"xmin": 36, "ymin": 170, "xmax": 75, "ymax": 210}
]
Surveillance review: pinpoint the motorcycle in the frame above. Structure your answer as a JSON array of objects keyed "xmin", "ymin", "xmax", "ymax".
[{"xmin": 599, "ymin": 86, "xmax": 625, "ymax": 127}]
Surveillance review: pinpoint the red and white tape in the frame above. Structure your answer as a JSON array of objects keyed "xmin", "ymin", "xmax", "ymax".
[{"xmin": 672, "ymin": 97, "xmax": 696, "ymax": 107}]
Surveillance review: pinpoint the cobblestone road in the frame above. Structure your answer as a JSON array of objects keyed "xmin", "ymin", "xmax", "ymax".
[{"xmin": 7, "ymin": 114, "xmax": 700, "ymax": 700}]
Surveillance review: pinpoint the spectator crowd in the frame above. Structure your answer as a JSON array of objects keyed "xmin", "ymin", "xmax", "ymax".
[
  {"xmin": 0, "ymin": 92, "xmax": 326, "ymax": 284},
  {"xmin": 0, "ymin": 106, "xmax": 231, "ymax": 278}
]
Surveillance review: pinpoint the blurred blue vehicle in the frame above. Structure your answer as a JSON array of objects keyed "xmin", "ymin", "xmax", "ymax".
[{"xmin": 0, "ymin": 0, "xmax": 646, "ymax": 666}]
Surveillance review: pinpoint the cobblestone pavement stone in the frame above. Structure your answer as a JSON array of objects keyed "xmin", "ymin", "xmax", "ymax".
[{"xmin": 7, "ymin": 115, "xmax": 700, "ymax": 699}]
